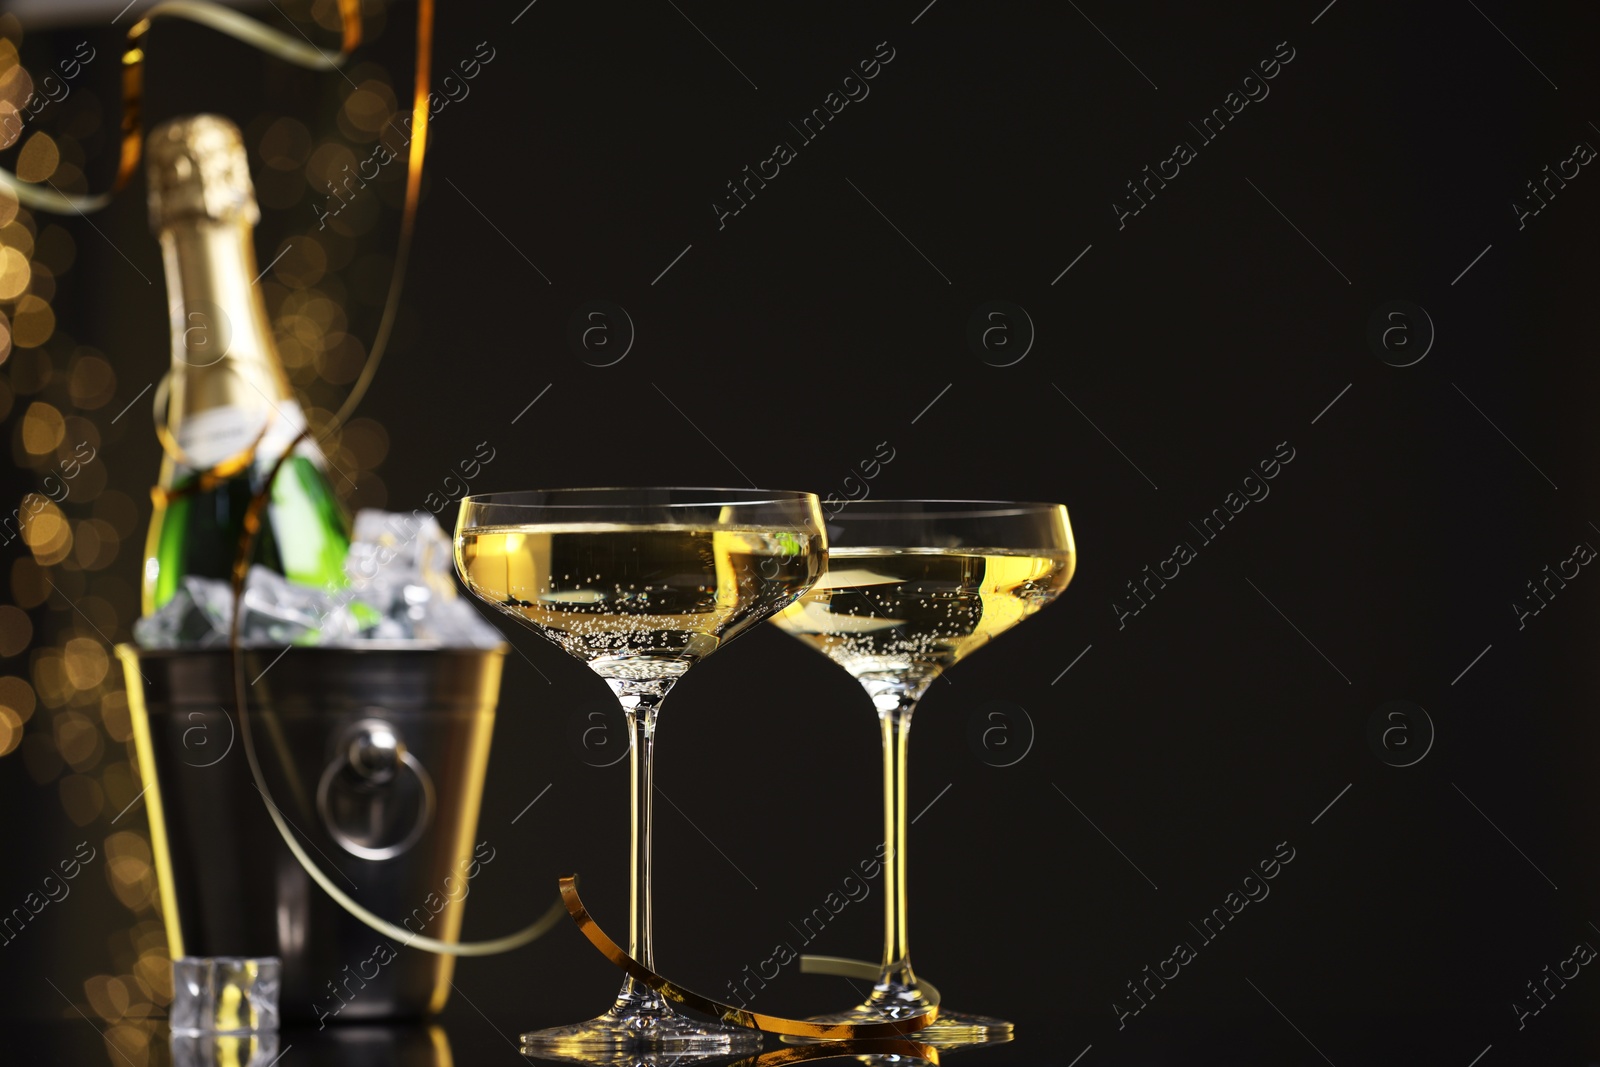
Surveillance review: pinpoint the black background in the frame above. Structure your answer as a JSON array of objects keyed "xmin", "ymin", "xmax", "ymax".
[{"xmin": 5, "ymin": 0, "xmax": 1600, "ymax": 1063}]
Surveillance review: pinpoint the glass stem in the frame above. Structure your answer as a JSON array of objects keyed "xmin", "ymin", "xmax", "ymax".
[
  {"xmin": 877, "ymin": 694, "xmax": 918, "ymax": 992},
  {"xmin": 628, "ymin": 701, "xmax": 658, "ymax": 968},
  {"xmin": 614, "ymin": 684, "xmax": 667, "ymax": 1002}
]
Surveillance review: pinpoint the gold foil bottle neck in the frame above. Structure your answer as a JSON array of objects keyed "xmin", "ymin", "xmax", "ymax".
[{"xmin": 146, "ymin": 114, "xmax": 260, "ymax": 229}]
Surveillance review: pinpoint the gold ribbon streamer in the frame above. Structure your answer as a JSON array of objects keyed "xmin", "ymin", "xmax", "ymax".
[
  {"xmin": 146, "ymin": 368, "xmax": 274, "ymax": 507},
  {"xmin": 147, "ymin": 429, "xmax": 265, "ymax": 508},
  {"xmin": 217, "ymin": 426, "xmax": 565, "ymax": 957},
  {"xmin": 336, "ymin": 0, "xmax": 363, "ymax": 54},
  {"xmin": 5, "ymin": 0, "xmax": 428, "ymax": 475},
  {"xmin": 558, "ymin": 876, "xmax": 941, "ymax": 1040},
  {"xmin": 336, "ymin": 0, "xmax": 430, "ymax": 434},
  {"xmin": 102, "ymin": 0, "xmax": 519, "ymax": 958},
  {"xmin": 0, "ymin": 1, "xmax": 349, "ymax": 214}
]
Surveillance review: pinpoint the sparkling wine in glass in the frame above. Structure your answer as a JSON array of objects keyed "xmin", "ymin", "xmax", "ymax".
[
  {"xmin": 771, "ymin": 500, "xmax": 1075, "ymax": 1044},
  {"xmin": 455, "ymin": 489, "xmax": 827, "ymax": 1055}
]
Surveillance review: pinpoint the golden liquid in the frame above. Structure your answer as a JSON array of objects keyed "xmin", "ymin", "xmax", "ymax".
[
  {"xmin": 457, "ymin": 523, "xmax": 824, "ymax": 676},
  {"xmin": 773, "ymin": 547, "xmax": 1074, "ymax": 692}
]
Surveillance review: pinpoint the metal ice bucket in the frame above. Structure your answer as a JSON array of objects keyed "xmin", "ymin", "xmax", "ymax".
[{"xmin": 116, "ymin": 644, "xmax": 505, "ymax": 1022}]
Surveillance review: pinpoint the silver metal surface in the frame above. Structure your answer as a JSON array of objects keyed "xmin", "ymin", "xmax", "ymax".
[
  {"xmin": 120, "ymin": 644, "xmax": 505, "ymax": 1022},
  {"xmin": 317, "ymin": 720, "xmax": 437, "ymax": 862}
]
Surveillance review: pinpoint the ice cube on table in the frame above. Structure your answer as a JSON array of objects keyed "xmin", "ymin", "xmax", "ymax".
[
  {"xmin": 170, "ymin": 955, "xmax": 279, "ymax": 1035},
  {"xmin": 170, "ymin": 1031, "xmax": 281, "ymax": 1067}
]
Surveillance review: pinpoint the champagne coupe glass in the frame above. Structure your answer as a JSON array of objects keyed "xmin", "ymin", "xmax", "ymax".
[
  {"xmin": 771, "ymin": 500, "xmax": 1075, "ymax": 1044},
  {"xmin": 455, "ymin": 488, "xmax": 827, "ymax": 1054}
]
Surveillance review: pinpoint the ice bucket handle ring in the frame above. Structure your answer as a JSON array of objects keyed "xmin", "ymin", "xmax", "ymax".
[
  {"xmin": 210, "ymin": 452, "xmax": 567, "ymax": 957},
  {"xmin": 315, "ymin": 717, "xmax": 436, "ymax": 862},
  {"xmin": 233, "ymin": 658, "xmax": 567, "ymax": 957}
]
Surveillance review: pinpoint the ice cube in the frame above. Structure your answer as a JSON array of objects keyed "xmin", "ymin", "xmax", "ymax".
[
  {"xmin": 170, "ymin": 956, "xmax": 280, "ymax": 1035},
  {"xmin": 136, "ymin": 511, "xmax": 504, "ymax": 650},
  {"xmin": 345, "ymin": 509, "xmax": 454, "ymax": 604},
  {"xmin": 336, "ymin": 509, "xmax": 504, "ymax": 648},
  {"xmin": 132, "ymin": 576, "xmax": 231, "ymax": 649},
  {"xmin": 412, "ymin": 595, "xmax": 507, "ymax": 649},
  {"xmin": 238, "ymin": 566, "xmax": 357, "ymax": 645},
  {"xmin": 133, "ymin": 568, "xmax": 356, "ymax": 648},
  {"xmin": 170, "ymin": 1031, "xmax": 281, "ymax": 1067}
]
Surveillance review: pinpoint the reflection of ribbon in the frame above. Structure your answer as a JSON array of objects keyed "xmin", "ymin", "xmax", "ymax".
[
  {"xmin": 726, "ymin": 1038, "xmax": 940, "ymax": 1066},
  {"xmin": 559, "ymin": 876, "xmax": 941, "ymax": 1039}
]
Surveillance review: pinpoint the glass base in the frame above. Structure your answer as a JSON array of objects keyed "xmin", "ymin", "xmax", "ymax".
[
  {"xmin": 785, "ymin": 984, "xmax": 1014, "ymax": 1048},
  {"xmin": 520, "ymin": 984, "xmax": 763, "ymax": 1057}
]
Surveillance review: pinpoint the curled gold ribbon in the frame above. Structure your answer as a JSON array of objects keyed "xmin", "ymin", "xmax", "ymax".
[
  {"xmin": 1, "ymin": 0, "xmax": 355, "ymax": 214},
  {"xmin": 559, "ymin": 876, "xmax": 941, "ymax": 1040},
  {"xmin": 120, "ymin": 1, "xmax": 521, "ymax": 959},
  {"xmin": 90, "ymin": 0, "xmax": 538, "ymax": 963},
  {"xmin": 146, "ymin": 368, "xmax": 274, "ymax": 507},
  {"xmin": 220, "ymin": 424, "xmax": 567, "ymax": 957},
  {"xmin": 147, "ymin": 427, "xmax": 265, "ymax": 508},
  {"xmin": 6, "ymin": 0, "xmax": 428, "ymax": 478}
]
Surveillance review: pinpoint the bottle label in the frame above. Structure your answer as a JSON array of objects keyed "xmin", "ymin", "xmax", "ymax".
[{"xmin": 175, "ymin": 400, "xmax": 309, "ymax": 473}]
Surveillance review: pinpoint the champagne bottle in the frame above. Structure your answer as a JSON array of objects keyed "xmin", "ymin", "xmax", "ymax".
[{"xmin": 141, "ymin": 115, "xmax": 351, "ymax": 615}]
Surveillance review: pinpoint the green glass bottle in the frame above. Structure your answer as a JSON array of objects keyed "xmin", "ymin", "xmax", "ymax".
[{"xmin": 141, "ymin": 115, "xmax": 350, "ymax": 616}]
